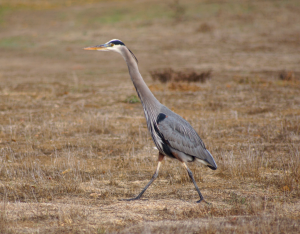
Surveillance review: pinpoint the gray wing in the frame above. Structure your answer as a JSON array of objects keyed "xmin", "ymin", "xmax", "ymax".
[{"xmin": 157, "ymin": 112, "xmax": 217, "ymax": 169}]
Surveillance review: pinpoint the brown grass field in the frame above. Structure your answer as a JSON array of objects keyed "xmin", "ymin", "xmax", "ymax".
[{"xmin": 0, "ymin": 0, "xmax": 300, "ymax": 233}]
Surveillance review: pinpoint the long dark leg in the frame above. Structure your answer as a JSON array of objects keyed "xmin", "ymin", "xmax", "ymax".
[
  {"xmin": 124, "ymin": 153, "xmax": 164, "ymax": 201},
  {"xmin": 183, "ymin": 162, "xmax": 210, "ymax": 204}
]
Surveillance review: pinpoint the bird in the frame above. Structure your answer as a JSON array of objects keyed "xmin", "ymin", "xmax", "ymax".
[{"xmin": 84, "ymin": 39, "xmax": 217, "ymax": 203}]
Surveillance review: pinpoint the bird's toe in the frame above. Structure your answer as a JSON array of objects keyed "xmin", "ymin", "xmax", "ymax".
[{"xmin": 196, "ymin": 199, "xmax": 211, "ymax": 205}]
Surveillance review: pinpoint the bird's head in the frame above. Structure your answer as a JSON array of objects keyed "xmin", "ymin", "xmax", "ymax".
[
  {"xmin": 84, "ymin": 39, "xmax": 125, "ymax": 52},
  {"xmin": 84, "ymin": 39, "xmax": 138, "ymax": 63}
]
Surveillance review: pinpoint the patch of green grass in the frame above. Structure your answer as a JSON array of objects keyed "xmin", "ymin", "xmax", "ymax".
[
  {"xmin": 227, "ymin": 192, "xmax": 247, "ymax": 205},
  {"xmin": 125, "ymin": 95, "xmax": 140, "ymax": 104},
  {"xmin": 96, "ymin": 9, "xmax": 129, "ymax": 24},
  {"xmin": 78, "ymin": 3, "xmax": 172, "ymax": 26},
  {"xmin": 0, "ymin": 0, "xmax": 106, "ymax": 10},
  {"xmin": 0, "ymin": 6, "xmax": 12, "ymax": 25},
  {"xmin": 0, "ymin": 36, "xmax": 35, "ymax": 49}
]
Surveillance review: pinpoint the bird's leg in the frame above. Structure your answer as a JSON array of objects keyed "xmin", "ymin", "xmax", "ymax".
[
  {"xmin": 182, "ymin": 162, "xmax": 210, "ymax": 204},
  {"xmin": 123, "ymin": 153, "xmax": 164, "ymax": 201}
]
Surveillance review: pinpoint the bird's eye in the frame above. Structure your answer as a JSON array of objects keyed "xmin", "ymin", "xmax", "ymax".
[{"xmin": 110, "ymin": 43, "xmax": 114, "ymax": 47}]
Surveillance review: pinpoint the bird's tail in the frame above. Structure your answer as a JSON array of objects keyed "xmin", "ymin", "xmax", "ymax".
[
  {"xmin": 206, "ymin": 150, "xmax": 217, "ymax": 170},
  {"xmin": 197, "ymin": 150, "xmax": 217, "ymax": 170}
]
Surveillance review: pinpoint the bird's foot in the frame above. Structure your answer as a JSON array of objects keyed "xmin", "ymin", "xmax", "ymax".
[
  {"xmin": 119, "ymin": 196, "xmax": 144, "ymax": 202},
  {"xmin": 196, "ymin": 199, "xmax": 211, "ymax": 205},
  {"xmin": 120, "ymin": 198, "xmax": 139, "ymax": 201}
]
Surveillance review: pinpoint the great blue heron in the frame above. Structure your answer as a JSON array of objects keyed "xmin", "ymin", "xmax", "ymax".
[{"xmin": 84, "ymin": 39, "xmax": 217, "ymax": 203}]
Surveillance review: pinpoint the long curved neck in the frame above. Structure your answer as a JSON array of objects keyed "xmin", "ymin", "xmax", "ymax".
[{"xmin": 119, "ymin": 47, "xmax": 161, "ymax": 110}]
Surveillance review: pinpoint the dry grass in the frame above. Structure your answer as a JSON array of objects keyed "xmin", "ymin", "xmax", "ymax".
[
  {"xmin": 150, "ymin": 68, "xmax": 211, "ymax": 83},
  {"xmin": 0, "ymin": 0, "xmax": 300, "ymax": 233}
]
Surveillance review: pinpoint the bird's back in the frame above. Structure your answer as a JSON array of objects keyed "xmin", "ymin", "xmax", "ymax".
[{"xmin": 154, "ymin": 105, "xmax": 217, "ymax": 170}]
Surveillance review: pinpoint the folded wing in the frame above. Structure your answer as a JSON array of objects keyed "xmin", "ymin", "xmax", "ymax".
[{"xmin": 157, "ymin": 113, "xmax": 217, "ymax": 170}]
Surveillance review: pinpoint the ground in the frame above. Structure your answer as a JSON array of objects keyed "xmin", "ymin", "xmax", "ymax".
[{"xmin": 0, "ymin": 0, "xmax": 300, "ymax": 233}]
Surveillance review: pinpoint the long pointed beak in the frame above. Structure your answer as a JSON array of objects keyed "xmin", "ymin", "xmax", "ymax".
[{"xmin": 84, "ymin": 44, "xmax": 108, "ymax": 51}]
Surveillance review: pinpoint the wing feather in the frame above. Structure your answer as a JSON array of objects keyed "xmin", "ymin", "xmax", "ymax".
[{"xmin": 157, "ymin": 113, "xmax": 217, "ymax": 169}]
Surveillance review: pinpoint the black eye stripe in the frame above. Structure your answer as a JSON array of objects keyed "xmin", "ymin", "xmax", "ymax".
[
  {"xmin": 108, "ymin": 39, "xmax": 137, "ymax": 63},
  {"xmin": 110, "ymin": 40, "xmax": 125, "ymax": 46}
]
